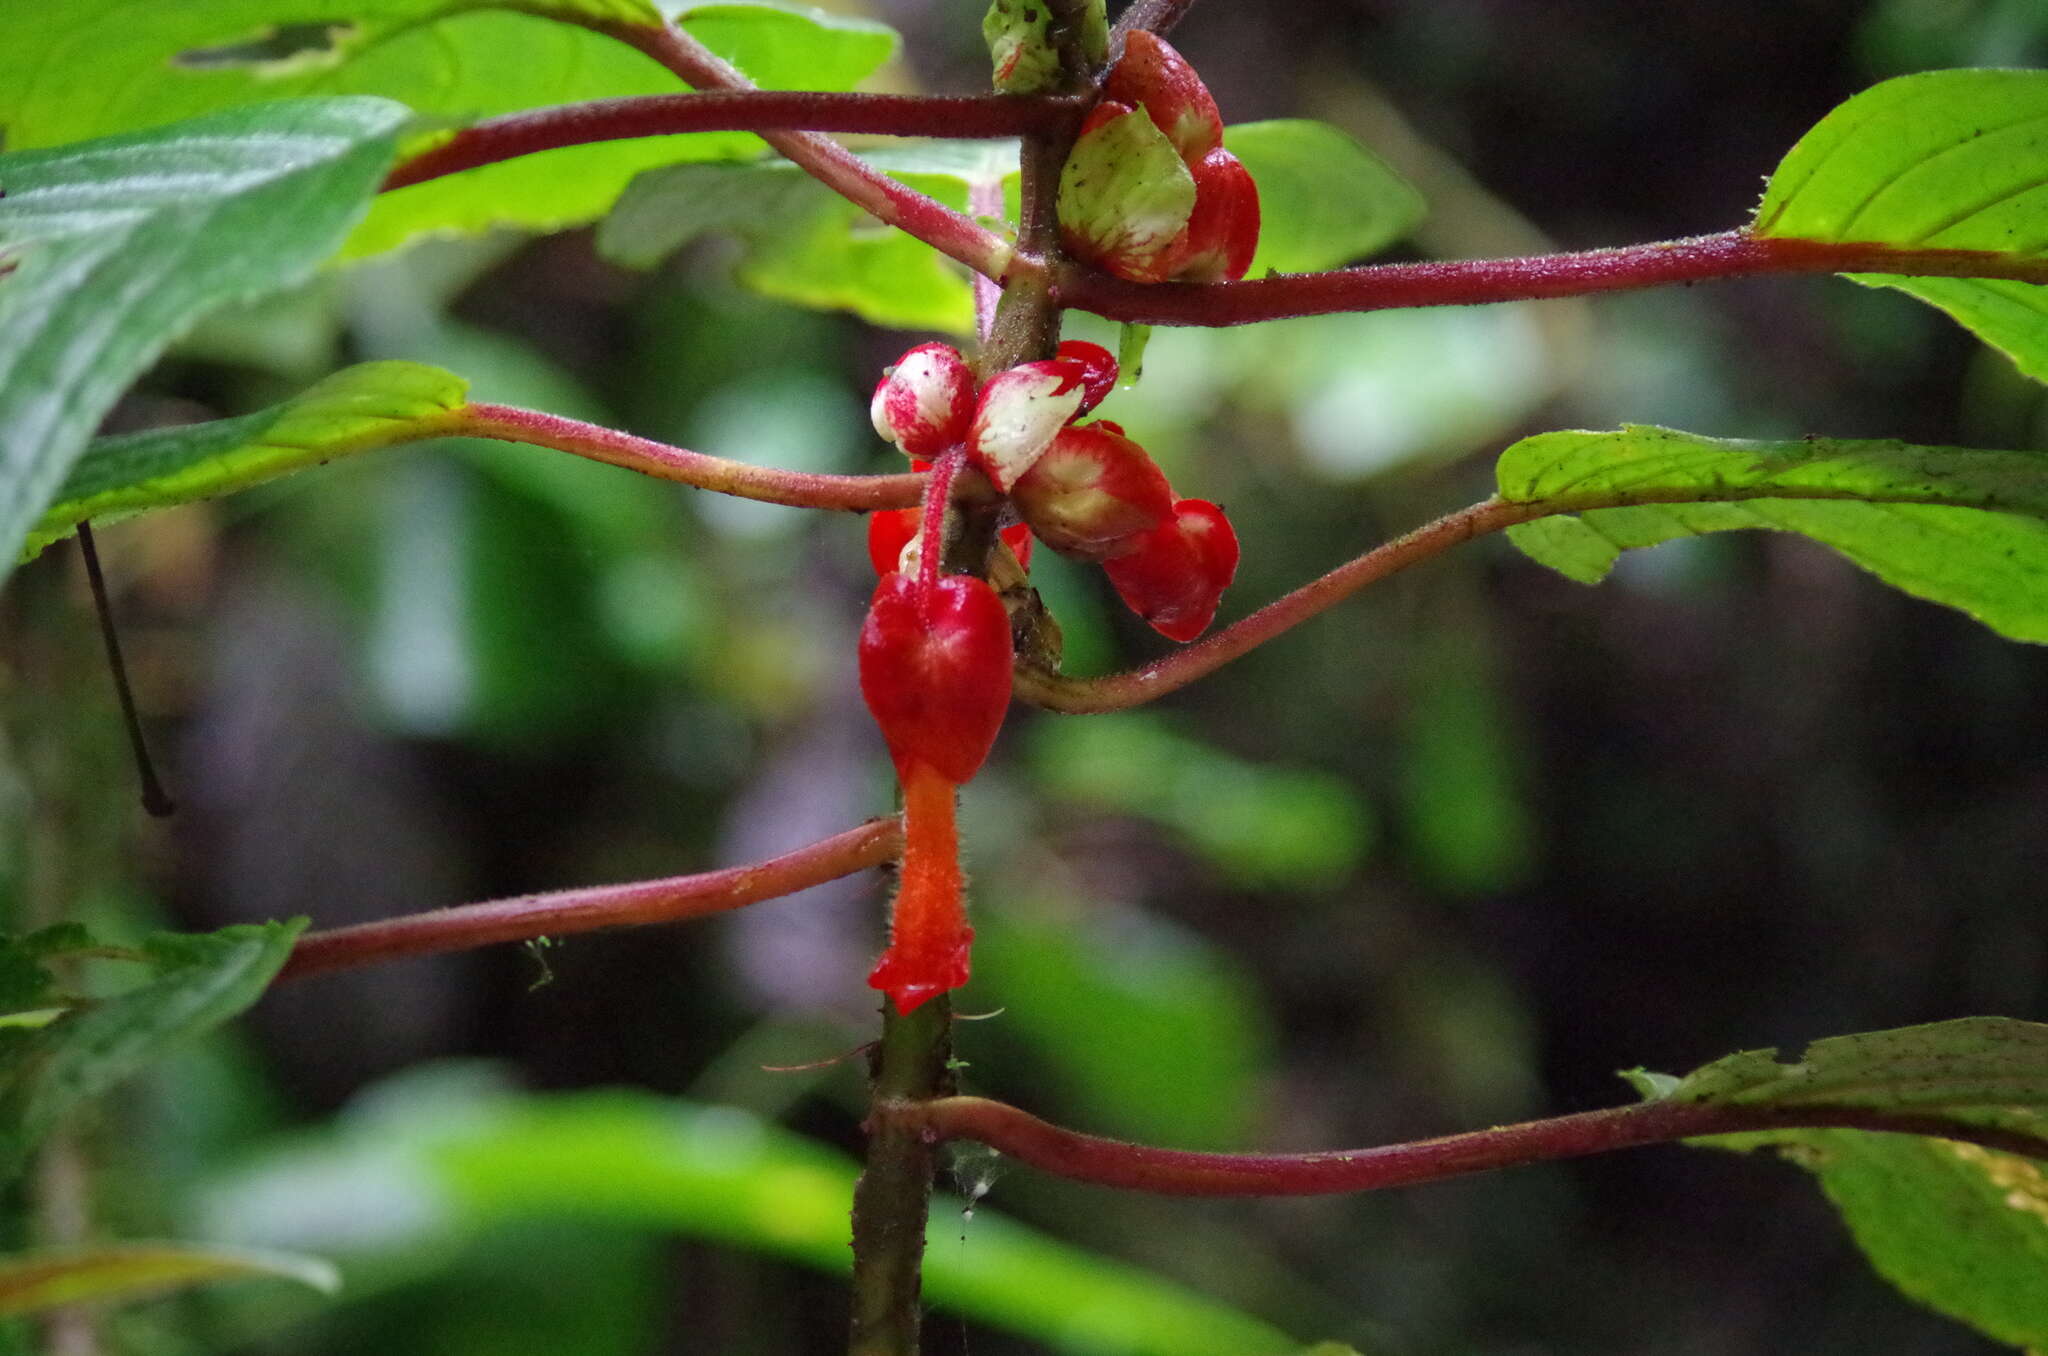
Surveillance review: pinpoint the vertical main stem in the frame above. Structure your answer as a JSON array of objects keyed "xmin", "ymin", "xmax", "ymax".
[
  {"xmin": 848, "ymin": 997, "xmax": 955, "ymax": 1355},
  {"xmin": 847, "ymin": 19, "xmax": 1093, "ymax": 1352}
]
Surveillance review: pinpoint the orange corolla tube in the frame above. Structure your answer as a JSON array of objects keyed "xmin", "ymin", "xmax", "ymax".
[{"xmin": 866, "ymin": 760, "xmax": 972, "ymax": 1014}]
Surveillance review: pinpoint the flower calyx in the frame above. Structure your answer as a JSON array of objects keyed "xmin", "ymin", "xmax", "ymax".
[
  {"xmin": 871, "ymin": 342, "xmax": 977, "ymax": 458},
  {"xmin": 865, "ymin": 340, "xmax": 1239, "ymax": 644},
  {"xmin": 1103, "ymin": 498, "xmax": 1241, "ymax": 642},
  {"xmin": 1057, "ymin": 33, "xmax": 1260, "ymax": 285}
]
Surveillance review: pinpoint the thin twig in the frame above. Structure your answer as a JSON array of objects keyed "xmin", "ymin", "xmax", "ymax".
[
  {"xmin": 385, "ymin": 91, "xmax": 1083, "ymax": 191},
  {"xmin": 1109, "ymin": 0, "xmax": 1199, "ymax": 49},
  {"xmin": 457, "ymin": 404, "xmax": 932, "ymax": 512},
  {"xmin": 1014, "ymin": 498, "xmax": 1540, "ymax": 712},
  {"xmin": 611, "ymin": 23, "xmax": 1021, "ymax": 282},
  {"xmin": 1016, "ymin": 462, "xmax": 2048, "ymax": 713},
  {"xmin": 75, "ymin": 525, "xmax": 173, "ymax": 817},
  {"xmin": 903, "ymin": 1094, "xmax": 2048, "ymax": 1197},
  {"xmin": 279, "ymin": 819, "xmax": 903, "ymax": 981},
  {"xmin": 1054, "ymin": 229, "xmax": 2048, "ymax": 327}
]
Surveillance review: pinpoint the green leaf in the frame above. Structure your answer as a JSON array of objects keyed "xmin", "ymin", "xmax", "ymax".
[
  {"xmin": 0, "ymin": 920, "xmax": 305, "ymax": 1185},
  {"xmin": 22, "ymin": 361, "xmax": 469, "ymax": 562},
  {"xmin": 203, "ymin": 1069, "xmax": 1306, "ymax": 1356},
  {"xmin": 600, "ymin": 143, "xmax": 1019, "ymax": 332},
  {"xmin": 0, "ymin": 1243, "xmax": 338, "ymax": 1317},
  {"xmin": 1223, "ymin": 120, "xmax": 1425, "ymax": 275},
  {"xmin": 1635, "ymin": 1019, "xmax": 2048, "ymax": 1347},
  {"xmin": 0, "ymin": 3, "xmax": 899, "ymax": 260},
  {"xmin": 1496, "ymin": 424, "xmax": 2048, "ymax": 644},
  {"xmin": 0, "ymin": 97, "xmax": 407, "ymax": 578},
  {"xmin": 1028, "ymin": 713, "xmax": 1373, "ymax": 889},
  {"xmin": 1863, "ymin": 275, "xmax": 2048, "ymax": 384},
  {"xmin": 0, "ymin": 927, "xmax": 102, "ymax": 1018},
  {"xmin": 1728, "ymin": 1134, "xmax": 2048, "ymax": 1350},
  {"xmin": 1648, "ymin": 1017, "xmax": 2048, "ymax": 1137},
  {"xmin": 1753, "ymin": 69, "xmax": 2048, "ymax": 383},
  {"xmin": 971, "ymin": 902, "xmax": 1273, "ymax": 1150}
]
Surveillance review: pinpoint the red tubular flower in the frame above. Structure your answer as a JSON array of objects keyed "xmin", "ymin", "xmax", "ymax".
[
  {"xmin": 1011, "ymin": 422, "xmax": 1174, "ymax": 562},
  {"xmin": 865, "ymin": 760, "xmax": 971, "ymax": 1014},
  {"xmin": 858, "ymin": 552, "xmax": 1014, "ymax": 1014},
  {"xmin": 1103, "ymin": 498, "xmax": 1241, "ymax": 641},
  {"xmin": 871, "ymin": 342, "xmax": 977, "ymax": 458},
  {"xmin": 859, "ymin": 571, "xmax": 1013, "ymax": 785}
]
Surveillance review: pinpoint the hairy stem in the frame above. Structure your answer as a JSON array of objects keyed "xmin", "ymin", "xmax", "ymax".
[
  {"xmin": 457, "ymin": 403, "xmax": 929, "ymax": 512},
  {"xmin": 615, "ymin": 23, "xmax": 1019, "ymax": 281},
  {"xmin": 385, "ymin": 91, "xmax": 1082, "ymax": 190},
  {"xmin": 1015, "ymin": 497, "xmax": 1539, "ymax": 712},
  {"xmin": 279, "ymin": 820, "xmax": 902, "ymax": 981},
  {"xmin": 848, "ymin": 997, "xmax": 955, "ymax": 1355},
  {"xmin": 846, "ymin": 20, "xmax": 1099, "ymax": 1355},
  {"xmin": 1109, "ymin": 0, "xmax": 1200, "ymax": 47},
  {"xmin": 902, "ymin": 1094, "xmax": 2048, "ymax": 1197},
  {"xmin": 1055, "ymin": 228, "xmax": 2048, "ymax": 327},
  {"xmin": 1019, "ymin": 455, "xmax": 2048, "ymax": 713}
]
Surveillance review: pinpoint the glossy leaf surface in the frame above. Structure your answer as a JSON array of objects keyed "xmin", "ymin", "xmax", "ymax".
[
  {"xmin": 600, "ymin": 142, "xmax": 1018, "ymax": 332},
  {"xmin": 1754, "ymin": 69, "xmax": 2048, "ymax": 382},
  {"xmin": 1222, "ymin": 120, "xmax": 1424, "ymax": 275},
  {"xmin": 0, "ymin": 2, "xmax": 898, "ymax": 259},
  {"xmin": 0, "ymin": 97, "xmax": 406, "ymax": 577},
  {"xmin": 0, "ymin": 922, "xmax": 305, "ymax": 1185},
  {"xmin": 23, "ymin": 361, "xmax": 469, "ymax": 561},
  {"xmin": 1499, "ymin": 425, "xmax": 2048, "ymax": 643},
  {"xmin": 1634, "ymin": 1019, "xmax": 2048, "ymax": 1348}
]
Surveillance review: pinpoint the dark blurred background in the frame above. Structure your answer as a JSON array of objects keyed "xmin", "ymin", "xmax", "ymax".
[{"xmin": 6, "ymin": 0, "xmax": 2048, "ymax": 1352}]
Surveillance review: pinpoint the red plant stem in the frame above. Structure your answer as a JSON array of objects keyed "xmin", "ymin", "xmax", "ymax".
[
  {"xmin": 970, "ymin": 178, "xmax": 1006, "ymax": 341},
  {"xmin": 1014, "ymin": 497, "xmax": 1542, "ymax": 713},
  {"xmin": 279, "ymin": 819, "xmax": 904, "ymax": 982},
  {"xmin": 905, "ymin": 1094, "xmax": 2048, "ymax": 1197},
  {"xmin": 456, "ymin": 403, "xmax": 929, "ymax": 512},
  {"xmin": 1055, "ymin": 229, "xmax": 2048, "ymax": 327},
  {"xmin": 916, "ymin": 449, "xmax": 966, "ymax": 601},
  {"xmin": 384, "ymin": 91, "xmax": 1081, "ymax": 191},
  {"xmin": 611, "ymin": 23, "xmax": 1022, "ymax": 282},
  {"xmin": 1109, "ymin": 0, "xmax": 1199, "ymax": 46},
  {"xmin": 1020, "ymin": 457, "xmax": 2048, "ymax": 713}
]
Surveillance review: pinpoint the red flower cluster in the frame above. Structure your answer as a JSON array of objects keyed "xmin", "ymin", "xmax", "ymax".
[
  {"xmin": 859, "ymin": 338, "xmax": 1241, "ymax": 1011},
  {"xmin": 1058, "ymin": 33, "xmax": 1260, "ymax": 285},
  {"xmin": 870, "ymin": 339, "xmax": 1239, "ymax": 642}
]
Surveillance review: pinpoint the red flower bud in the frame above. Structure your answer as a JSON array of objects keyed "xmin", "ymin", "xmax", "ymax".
[
  {"xmin": 1057, "ymin": 102, "xmax": 1199, "ymax": 285},
  {"xmin": 868, "ymin": 506, "xmax": 1032, "ymax": 576},
  {"xmin": 866, "ymin": 507, "xmax": 920, "ymax": 577},
  {"xmin": 1103, "ymin": 498, "xmax": 1240, "ymax": 641},
  {"xmin": 871, "ymin": 343, "xmax": 976, "ymax": 458},
  {"xmin": 966, "ymin": 358, "xmax": 1089, "ymax": 491},
  {"xmin": 1103, "ymin": 31, "xmax": 1223, "ymax": 163},
  {"xmin": 1169, "ymin": 147, "xmax": 1261, "ymax": 283},
  {"xmin": 1056, "ymin": 340, "xmax": 1120, "ymax": 415},
  {"xmin": 1011, "ymin": 423, "xmax": 1174, "ymax": 562},
  {"xmin": 858, "ymin": 571, "xmax": 1015, "ymax": 785}
]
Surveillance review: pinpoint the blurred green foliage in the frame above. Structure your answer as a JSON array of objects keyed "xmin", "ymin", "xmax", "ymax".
[{"xmin": 5, "ymin": 0, "xmax": 2048, "ymax": 1353}]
